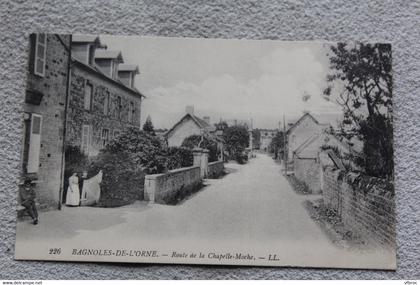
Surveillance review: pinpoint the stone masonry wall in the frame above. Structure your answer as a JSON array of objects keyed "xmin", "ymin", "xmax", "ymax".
[
  {"xmin": 322, "ymin": 166, "xmax": 395, "ymax": 247},
  {"xmin": 294, "ymin": 157, "xmax": 321, "ymax": 194},
  {"xmin": 208, "ymin": 161, "xmax": 224, "ymax": 179},
  {"xmin": 22, "ymin": 34, "xmax": 71, "ymax": 209},
  {"xmin": 67, "ymin": 63, "xmax": 142, "ymax": 156},
  {"xmin": 144, "ymin": 166, "xmax": 201, "ymax": 204}
]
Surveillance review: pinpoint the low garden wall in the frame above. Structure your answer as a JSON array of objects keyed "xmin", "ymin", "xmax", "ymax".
[
  {"xmin": 144, "ymin": 165, "xmax": 202, "ymax": 204},
  {"xmin": 322, "ymin": 166, "xmax": 395, "ymax": 246},
  {"xmin": 208, "ymin": 161, "xmax": 224, "ymax": 178}
]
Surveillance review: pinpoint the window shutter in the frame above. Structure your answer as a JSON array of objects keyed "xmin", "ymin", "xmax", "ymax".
[
  {"xmin": 34, "ymin": 34, "xmax": 47, "ymax": 77},
  {"xmin": 27, "ymin": 114, "xmax": 42, "ymax": 173},
  {"xmin": 82, "ymin": 125, "xmax": 90, "ymax": 154},
  {"xmin": 84, "ymin": 83, "xmax": 92, "ymax": 110}
]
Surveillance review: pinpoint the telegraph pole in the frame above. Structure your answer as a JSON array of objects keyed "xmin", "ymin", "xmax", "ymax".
[
  {"xmin": 283, "ymin": 114, "xmax": 287, "ymax": 175},
  {"xmin": 249, "ymin": 118, "xmax": 253, "ymax": 158}
]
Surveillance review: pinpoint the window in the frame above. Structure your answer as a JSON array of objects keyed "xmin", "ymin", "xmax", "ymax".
[
  {"xmin": 109, "ymin": 61, "xmax": 114, "ymax": 79},
  {"xmin": 81, "ymin": 124, "xmax": 91, "ymax": 154},
  {"xmin": 101, "ymin": 129, "xmax": 109, "ymax": 147},
  {"xmin": 84, "ymin": 82, "xmax": 93, "ymax": 111},
  {"xmin": 116, "ymin": 96, "xmax": 122, "ymax": 119},
  {"xmin": 128, "ymin": 101, "xmax": 134, "ymax": 123},
  {"xmin": 34, "ymin": 34, "xmax": 47, "ymax": 77},
  {"xmin": 27, "ymin": 114, "xmax": 42, "ymax": 173},
  {"xmin": 113, "ymin": 130, "xmax": 120, "ymax": 138},
  {"xmin": 103, "ymin": 91, "xmax": 110, "ymax": 115}
]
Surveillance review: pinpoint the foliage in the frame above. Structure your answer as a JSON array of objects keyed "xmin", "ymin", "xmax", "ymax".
[
  {"xmin": 215, "ymin": 121, "xmax": 228, "ymax": 132},
  {"xmin": 268, "ymin": 131, "xmax": 285, "ymax": 159},
  {"xmin": 324, "ymin": 43, "xmax": 393, "ymax": 179},
  {"xmin": 181, "ymin": 134, "xmax": 219, "ymax": 162},
  {"xmin": 106, "ymin": 127, "xmax": 166, "ymax": 174},
  {"xmin": 223, "ymin": 125, "xmax": 249, "ymax": 162},
  {"xmin": 165, "ymin": 146, "xmax": 194, "ymax": 170},
  {"xmin": 142, "ymin": 115, "xmax": 155, "ymax": 136},
  {"xmin": 252, "ymin": 129, "xmax": 261, "ymax": 149},
  {"xmin": 88, "ymin": 150, "xmax": 145, "ymax": 207},
  {"xmin": 235, "ymin": 151, "xmax": 249, "ymax": 164}
]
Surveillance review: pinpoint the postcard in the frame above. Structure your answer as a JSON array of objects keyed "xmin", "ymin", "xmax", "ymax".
[{"xmin": 14, "ymin": 34, "xmax": 396, "ymax": 269}]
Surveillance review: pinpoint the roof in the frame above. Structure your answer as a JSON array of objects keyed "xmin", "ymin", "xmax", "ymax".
[
  {"xmin": 72, "ymin": 58, "xmax": 144, "ymax": 99},
  {"xmin": 95, "ymin": 50, "xmax": 123, "ymax": 62},
  {"xmin": 165, "ymin": 113, "xmax": 214, "ymax": 138},
  {"xmin": 294, "ymin": 131, "xmax": 362, "ymax": 160},
  {"xmin": 72, "ymin": 35, "xmax": 101, "ymax": 44},
  {"xmin": 286, "ymin": 112, "xmax": 320, "ymax": 134},
  {"xmin": 118, "ymin": 64, "xmax": 139, "ymax": 74}
]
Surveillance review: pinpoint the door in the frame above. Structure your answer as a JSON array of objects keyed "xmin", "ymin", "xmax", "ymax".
[{"xmin": 27, "ymin": 114, "xmax": 42, "ymax": 173}]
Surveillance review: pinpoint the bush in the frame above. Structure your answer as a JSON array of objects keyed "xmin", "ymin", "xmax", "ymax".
[
  {"xmin": 359, "ymin": 114, "xmax": 393, "ymax": 179},
  {"xmin": 106, "ymin": 127, "xmax": 166, "ymax": 174},
  {"xmin": 165, "ymin": 147, "xmax": 193, "ymax": 170},
  {"xmin": 223, "ymin": 125, "xmax": 249, "ymax": 163},
  {"xmin": 88, "ymin": 150, "xmax": 145, "ymax": 207},
  {"xmin": 235, "ymin": 150, "xmax": 249, "ymax": 164},
  {"xmin": 181, "ymin": 135, "xmax": 219, "ymax": 162}
]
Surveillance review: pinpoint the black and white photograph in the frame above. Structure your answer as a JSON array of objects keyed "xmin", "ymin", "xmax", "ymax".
[{"xmin": 14, "ymin": 34, "xmax": 395, "ymax": 269}]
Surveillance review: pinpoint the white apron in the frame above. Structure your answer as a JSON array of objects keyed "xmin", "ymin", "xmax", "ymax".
[{"xmin": 66, "ymin": 175, "xmax": 80, "ymax": 206}]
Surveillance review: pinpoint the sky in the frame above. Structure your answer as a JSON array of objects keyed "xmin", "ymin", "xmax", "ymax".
[{"xmin": 101, "ymin": 35, "xmax": 343, "ymax": 129}]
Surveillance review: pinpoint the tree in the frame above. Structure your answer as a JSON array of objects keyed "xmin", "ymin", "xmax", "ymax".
[
  {"xmin": 324, "ymin": 43, "xmax": 393, "ymax": 179},
  {"xmin": 252, "ymin": 129, "xmax": 261, "ymax": 150},
  {"xmin": 223, "ymin": 125, "xmax": 249, "ymax": 162},
  {"xmin": 106, "ymin": 127, "xmax": 166, "ymax": 174},
  {"xmin": 269, "ymin": 131, "xmax": 285, "ymax": 159},
  {"xmin": 142, "ymin": 115, "xmax": 155, "ymax": 135},
  {"xmin": 181, "ymin": 134, "xmax": 219, "ymax": 162},
  {"xmin": 215, "ymin": 120, "xmax": 228, "ymax": 132}
]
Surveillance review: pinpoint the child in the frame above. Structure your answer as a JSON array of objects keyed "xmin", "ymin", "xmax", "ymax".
[{"xmin": 19, "ymin": 179, "xmax": 39, "ymax": 225}]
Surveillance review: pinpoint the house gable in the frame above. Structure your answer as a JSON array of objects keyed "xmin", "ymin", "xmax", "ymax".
[
  {"xmin": 287, "ymin": 113, "xmax": 324, "ymax": 161},
  {"xmin": 166, "ymin": 115, "xmax": 204, "ymax": 147}
]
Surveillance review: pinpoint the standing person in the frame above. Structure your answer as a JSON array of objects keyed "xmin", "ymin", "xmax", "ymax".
[
  {"xmin": 66, "ymin": 173, "xmax": 80, "ymax": 206},
  {"xmin": 19, "ymin": 179, "xmax": 38, "ymax": 225}
]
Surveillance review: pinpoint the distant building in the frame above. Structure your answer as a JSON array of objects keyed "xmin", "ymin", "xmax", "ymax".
[
  {"xmin": 66, "ymin": 35, "xmax": 144, "ymax": 156},
  {"xmin": 225, "ymin": 119, "xmax": 250, "ymax": 130},
  {"xmin": 165, "ymin": 106, "xmax": 216, "ymax": 147},
  {"xmin": 21, "ymin": 34, "xmax": 72, "ymax": 209},
  {"xmin": 259, "ymin": 129, "xmax": 277, "ymax": 152}
]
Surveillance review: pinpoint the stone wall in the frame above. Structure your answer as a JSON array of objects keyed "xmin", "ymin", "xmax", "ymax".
[
  {"xmin": 67, "ymin": 61, "xmax": 142, "ymax": 156},
  {"xmin": 294, "ymin": 157, "xmax": 321, "ymax": 194},
  {"xmin": 322, "ymin": 166, "xmax": 395, "ymax": 247},
  {"xmin": 144, "ymin": 166, "xmax": 201, "ymax": 204},
  {"xmin": 22, "ymin": 34, "xmax": 71, "ymax": 209},
  {"xmin": 208, "ymin": 161, "xmax": 224, "ymax": 178}
]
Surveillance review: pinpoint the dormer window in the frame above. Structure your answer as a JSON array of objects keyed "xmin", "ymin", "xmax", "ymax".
[
  {"xmin": 117, "ymin": 64, "xmax": 139, "ymax": 88},
  {"xmin": 71, "ymin": 35, "xmax": 101, "ymax": 65},
  {"xmin": 34, "ymin": 33, "xmax": 47, "ymax": 77},
  {"xmin": 94, "ymin": 50, "xmax": 123, "ymax": 79}
]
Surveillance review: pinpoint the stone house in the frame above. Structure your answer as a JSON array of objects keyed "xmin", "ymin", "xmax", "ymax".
[
  {"xmin": 293, "ymin": 126, "xmax": 362, "ymax": 194},
  {"xmin": 259, "ymin": 129, "xmax": 277, "ymax": 152},
  {"xmin": 165, "ymin": 106, "xmax": 216, "ymax": 147},
  {"xmin": 66, "ymin": 35, "xmax": 143, "ymax": 157},
  {"xmin": 21, "ymin": 33, "xmax": 71, "ymax": 209},
  {"xmin": 285, "ymin": 112, "xmax": 326, "ymax": 165}
]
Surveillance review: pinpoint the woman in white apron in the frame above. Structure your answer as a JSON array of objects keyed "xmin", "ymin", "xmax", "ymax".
[{"xmin": 66, "ymin": 173, "xmax": 80, "ymax": 206}]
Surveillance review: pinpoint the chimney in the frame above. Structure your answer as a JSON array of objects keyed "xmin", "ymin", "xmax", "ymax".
[
  {"xmin": 186, "ymin": 105, "xmax": 194, "ymax": 115},
  {"xmin": 203, "ymin": 116, "xmax": 210, "ymax": 125}
]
